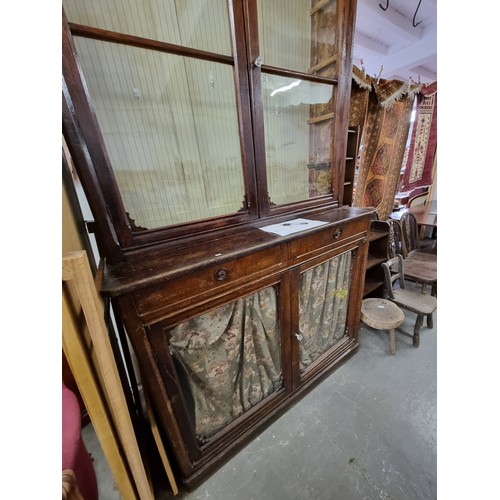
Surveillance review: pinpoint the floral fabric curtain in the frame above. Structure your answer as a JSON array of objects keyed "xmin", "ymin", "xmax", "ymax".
[
  {"xmin": 169, "ymin": 286, "xmax": 281, "ymax": 441},
  {"xmin": 298, "ymin": 250, "xmax": 353, "ymax": 370}
]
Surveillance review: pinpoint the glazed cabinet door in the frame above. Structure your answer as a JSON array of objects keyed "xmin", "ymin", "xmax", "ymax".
[
  {"xmin": 143, "ymin": 274, "xmax": 292, "ymax": 478},
  {"xmin": 289, "ymin": 239, "xmax": 366, "ymax": 388}
]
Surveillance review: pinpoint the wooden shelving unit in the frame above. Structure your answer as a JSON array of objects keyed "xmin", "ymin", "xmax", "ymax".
[
  {"xmin": 363, "ymin": 220, "xmax": 390, "ymax": 298},
  {"xmin": 343, "ymin": 125, "xmax": 359, "ymax": 206}
]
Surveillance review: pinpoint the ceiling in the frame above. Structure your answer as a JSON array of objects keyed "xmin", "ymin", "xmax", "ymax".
[{"xmin": 352, "ymin": 0, "xmax": 437, "ymax": 85}]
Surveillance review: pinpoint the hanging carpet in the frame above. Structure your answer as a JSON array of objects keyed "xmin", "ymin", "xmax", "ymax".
[
  {"xmin": 400, "ymin": 81, "xmax": 437, "ymax": 191},
  {"xmin": 349, "ymin": 65, "xmax": 372, "ymax": 139},
  {"xmin": 352, "ymin": 77, "xmax": 416, "ymax": 220}
]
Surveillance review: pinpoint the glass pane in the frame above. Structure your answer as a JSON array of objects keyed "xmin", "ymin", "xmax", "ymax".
[
  {"xmin": 169, "ymin": 286, "xmax": 282, "ymax": 442},
  {"xmin": 298, "ymin": 251, "xmax": 353, "ymax": 371},
  {"xmin": 74, "ymin": 37, "xmax": 245, "ymax": 229},
  {"xmin": 257, "ymin": 0, "xmax": 338, "ymax": 77},
  {"xmin": 63, "ymin": 0, "xmax": 232, "ymax": 56},
  {"xmin": 262, "ymin": 73, "xmax": 335, "ymax": 205}
]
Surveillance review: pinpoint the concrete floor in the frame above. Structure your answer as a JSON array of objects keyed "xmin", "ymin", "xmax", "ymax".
[{"xmin": 82, "ymin": 310, "xmax": 437, "ymax": 500}]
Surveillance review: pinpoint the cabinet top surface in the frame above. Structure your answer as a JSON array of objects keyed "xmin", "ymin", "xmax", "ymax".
[{"xmin": 101, "ymin": 206, "xmax": 375, "ymax": 296}]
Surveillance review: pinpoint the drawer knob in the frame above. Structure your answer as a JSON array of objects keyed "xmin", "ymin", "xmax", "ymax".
[
  {"xmin": 333, "ymin": 228, "xmax": 343, "ymax": 239},
  {"xmin": 214, "ymin": 268, "xmax": 228, "ymax": 281}
]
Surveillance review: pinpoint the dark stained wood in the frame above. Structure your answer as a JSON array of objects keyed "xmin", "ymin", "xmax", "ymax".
[
  {"xmin": 289, "ymin": 267, "xmax": 301, "ymax": 389},
  {"xmin": 346, "ymin": 234, "xmax": 369, "ymax": 340},
  {"xmin": 101, "ymin": 206, "xmax": 372, "ymax": 296},
  {"xmin": 288, "ymin": 218, "xmax": 366, "ymax": 260},
  {"xmin": 109, "ymin": 210, "xmax": 372, "ymax": 488},
  {"xmin": 363, "ymin": 220, "xmax": 390, "ymax": 298},
  {"xmin": 333, "ymin": 0, "xmax": 358, "ymax": 207},
  {"xmin": 62, "ymin": 0, "xmax": 367, "ymax": 491},
  {"xmin": 228, "ymin": 0, "xmax": 260, "ymax": 218},
  {"xmin": 382, "ymin": 255, "xmax": 437, "ymax": 348},
  {"xmin": 64, "ymin": 9, "xmax": 260, "ymax": 250},
  {"xmin": 268, "ymin": 195, "xmax": 340, "ymax": 217},
  {"xmin": 243, "ymin": 0, "xmax": 269, "ymax": 217},
  {"xmin": 63, "ymin": 2, "xmax": 360, "ymax": 251},
  {"xmin": 342, "ymin": 126, "xmax": 360, "ymax": 206},
  {"xmin": 279, "ymin": 272, "xmax": 294, "ymax": 393},
  {"xmin": 111, "ymin": 295, "xmax": 194, "ymax": 477},
  {"xmin": 146, "ymin": 324, "xmax": 201, "ymax": 460},
  {"xmin": 132, "ymin": 246, "xmax": 284, "ymax": 325},
  {"xmin": 63, "ymin": 9, "xmax": 130, "ymax": 261},
  {"xmin": 260, "ymin": 64, "xmax": 338, "ymax": 85},
  {"xmin": 69, "ymin": 22, "xmax": 234, "ymax": 66}
]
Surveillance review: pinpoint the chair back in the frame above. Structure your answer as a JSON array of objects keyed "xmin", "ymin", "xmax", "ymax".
[
  {"xmin": 408, "ymin": 191, "xmax": 428, "ymax": 208},
  {"xmin": 400, "ymin": 212, "xmax": 420, "ymax": 253},
  {"xmin": 381, "ymin": 254, "xmax": 406, "ymax": 299},
  {"xmin": 387, "ymin": 219, "xmax": 406, "ymax": 259}
]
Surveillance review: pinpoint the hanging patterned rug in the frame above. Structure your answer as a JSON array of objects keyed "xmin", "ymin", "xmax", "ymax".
[
  {"xmin": 349, "ymin": 65, "xmax": 372, "ymax": 138},
  {"xmin": 353, "ymin": 79, "xmax": 415, "ymax": 220},
  {"xmin": 400, "ymin": 81, "xmax": 437, "ymax": 191}
]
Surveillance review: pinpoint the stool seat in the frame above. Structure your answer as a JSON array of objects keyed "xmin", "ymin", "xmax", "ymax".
[{"xmin": 361, "ymin": 298, "xmax": 405, "ymax": 354}]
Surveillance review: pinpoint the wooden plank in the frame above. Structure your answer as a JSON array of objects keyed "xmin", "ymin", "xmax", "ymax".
[
  {"xmin": 309, "ymin": 0, "xmax": 332, "ymax": 16},
  {"xmin": 62, "ymin": 290, "xmax": 137, "ymax": 499},
  {"xmin": 144, "ymin": 390, "xmax": 179, "ymax": 496},
  {"xmin": 307, "ymin": 112, "xmax": 334, "ymax": 125},
  {"xmin": 309, "ymin": 55, "xmax": 337, "ymax": 74},
  {"xmin": 63, "ymin": 251, "xmax": 154, "ymax": 500}
]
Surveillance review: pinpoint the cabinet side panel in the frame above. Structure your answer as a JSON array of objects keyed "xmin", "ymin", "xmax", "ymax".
[{"xmin": 112, "ymin": 294, "xmax": 194, "ymax": 475}]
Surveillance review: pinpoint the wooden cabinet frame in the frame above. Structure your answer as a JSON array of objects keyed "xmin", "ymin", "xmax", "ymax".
[
  {"xmin": 105, "ymin": 207, "xmax": 372, "ymax": 488},
  {"xmin": 62, "ymin": 0, "xmax": 358, "ymax": 262},
  {"xmin": 61, "ymin": 0, "xmax": 369, "ymax": 491}
]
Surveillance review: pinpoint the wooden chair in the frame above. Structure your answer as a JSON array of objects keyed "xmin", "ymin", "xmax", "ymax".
[
  {"xmin": 387, "ymin": 218, "xmax": 405, "ymax": 259},
  {"xmin": 387, "ymin": 219, "xmax": 437, "ymax": 297},
  {"xmin": 382, "ymin": 254, "xmax": 437, "ymax": 348},
  {"xmin": 400, "ymin": 212, "xmax": 437, "ymax": 263},
  {"xmin": 407, "ymin": 191, "xmax": 428, "ymax": 208}
]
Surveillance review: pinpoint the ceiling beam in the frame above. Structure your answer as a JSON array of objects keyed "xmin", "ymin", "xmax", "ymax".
[
  {"xmin": 408, "ymin": 65, "xmax": 437, "ymax": 82},
  {"xmin": 356, "ymin": 0, "xmax": 423, "ymax": 42},
  {"xmin": 380, "ymin": 25, "xmax": 436, "ymax": 77},
  {"xmin": 354, "ymin": 32, "xmax": 388, "ymax": 56}
]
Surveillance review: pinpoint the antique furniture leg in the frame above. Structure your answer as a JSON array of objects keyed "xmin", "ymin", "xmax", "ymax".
[
  {"xmin": 413, "ymin": 314, "xmax": 423, "ymax": 347},
  {"xmin": 389, "ymin": 328, "xmax": 396, "ymax": 355},
  {"xmin": 427, "ymin": 313, "xmax": 433, "ymax": 329}
]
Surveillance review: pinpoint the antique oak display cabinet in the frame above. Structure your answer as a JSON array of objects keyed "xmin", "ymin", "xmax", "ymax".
[{"xmin": 62, "ymin": 0, "xmax": 374, "ymax": 489}]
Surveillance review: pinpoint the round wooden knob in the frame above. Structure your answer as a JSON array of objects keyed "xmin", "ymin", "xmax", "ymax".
[{"xmin": 214, "ymin": 268, "xmax": 228, "ymax": 281}]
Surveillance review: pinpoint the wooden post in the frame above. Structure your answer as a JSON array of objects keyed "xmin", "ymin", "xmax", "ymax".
[{"xmin": 63, "ymin": 251, "xmax": 154, "ymax": 499}]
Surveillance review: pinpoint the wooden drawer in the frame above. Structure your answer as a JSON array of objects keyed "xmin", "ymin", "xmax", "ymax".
[
  {"xmin": 289, "ymin": 218, "xmax": 366, "ymax": 260},
  {"xmin": 133, "ymin": 245, "xmax": 284, "ymax": 320}
]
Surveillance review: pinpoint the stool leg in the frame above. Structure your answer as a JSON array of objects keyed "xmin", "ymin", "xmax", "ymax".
[
  {"xmin": 389, "ymin": 328, "xmax": 396, "ymax": 355},
  {"xmin": 427, "ymin": 313, "xmax": 433, "ymax": 329},
  {"xmin": 413, "ymin": 314, "xmax": 423, "ymax": 347}
]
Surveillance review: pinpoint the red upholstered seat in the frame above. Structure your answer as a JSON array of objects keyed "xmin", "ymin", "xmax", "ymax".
[{"xmin": 62, "ymin": 383, "xmax": 98, "ymax": 500}]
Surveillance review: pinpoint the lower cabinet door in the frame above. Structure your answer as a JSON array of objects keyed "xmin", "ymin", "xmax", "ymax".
[
  {"xmin": 168, "ymin": 284, "xmax": 283, "ymax": 443},
  {"xmin": 295, "ymin": 248, "xmax": 355, "ymax": 381},
  {"xmin": 147, "ymin": 280, "xmax": 287, "ymax": 465}
]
